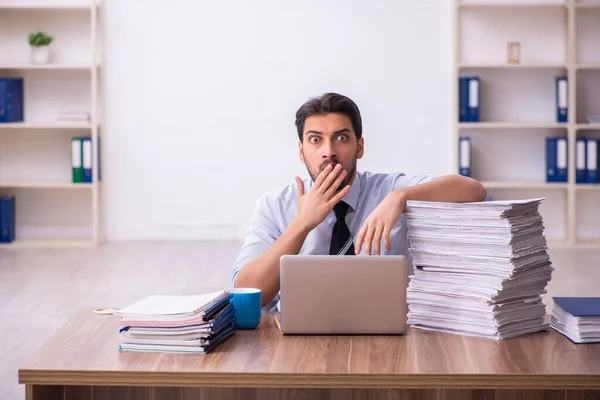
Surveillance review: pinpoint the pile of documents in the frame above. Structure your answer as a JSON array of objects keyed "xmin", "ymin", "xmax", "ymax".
[
  {"xmin": 404, "ymin": 198, "xmax": 554, "ymax": 340},
  {"xmin": 550, "ymin": 297, "xmax": 600, "ymax": 343},
  {"xmin": 587, "ymin": 115, "xmax": 600, "ymax": 124},
  {"xmin": 115, "ymin": 290, "xmax": 237, "ymax": 354},
  {"xmin": 57, "ymin": 110, "xmax": 91, "ymax": 123}
]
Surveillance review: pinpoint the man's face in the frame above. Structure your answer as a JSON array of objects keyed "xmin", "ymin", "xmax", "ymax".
[{"xmin": 299, "ymin": 113, "xmax": 364, "ymax": 190}]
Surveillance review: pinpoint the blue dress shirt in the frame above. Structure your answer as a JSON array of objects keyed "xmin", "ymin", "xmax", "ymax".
[{"xmin": 232, "ymin": 170, "xmax": 433, "ymax": 311}]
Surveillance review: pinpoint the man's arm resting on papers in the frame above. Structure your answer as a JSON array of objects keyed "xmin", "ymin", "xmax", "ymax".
[
  {"xmin": 397, "ymin": 174, "xmax": 487, "ymax": 204},
  {"xmin": 234, "ymin": 163, "xmax": 350, "ymax": 308},
  {"xmin": 355, "ymin": 174, "xmax": 487, "ymax": 255}
]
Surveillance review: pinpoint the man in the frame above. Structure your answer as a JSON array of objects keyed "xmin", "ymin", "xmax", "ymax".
[{"xmin": 232, "ymin": 92, "xmax": 487, "ymax": 310}]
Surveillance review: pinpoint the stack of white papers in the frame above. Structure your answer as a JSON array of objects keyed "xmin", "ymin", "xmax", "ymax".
[
  {"xmin": 57, "ymin": 110, "xmax": 91, "ymax": 123},
  {"xmin": 550, "ymin": 297, "xmax": 600, "ymax": 343},
  {"xmin": 404, "ymin": 198, "xmax": 554, "ymax": 340},
  {"xmin": 115, "ymin": 290, "xmax": 237, "ymax": 354},
  {"xmin": 587, "ymin": 115, "xmax": 600, "ymax": 124}
]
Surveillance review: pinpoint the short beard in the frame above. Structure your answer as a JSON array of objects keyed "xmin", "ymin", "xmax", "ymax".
[{"xmin": 305, "ymin": 153, "xmax": 358, "ymax": 193}]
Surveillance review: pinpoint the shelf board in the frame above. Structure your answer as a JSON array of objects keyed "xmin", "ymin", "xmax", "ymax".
[
  {"xmin": 459, "ymin": 122, "xmax": 567, "ymax": 129},
  {"xmin": 458, "ymin": 63, "xmax": 567, "ymax": 69},
  {"xmin": 0, "ymin": 181, "xmax": 94, "ymax": 189},
  {"xmin": 457, "ymin": 2, "xmax": 566, "ymax": 9},
  {"xmin": 575, "ymin": 4, "xmax": 600, "ymax": 9},
  {"xmin": 0, "ymin": 122, "xmax": 92, "ymax": 130},
  {"xmin": 576, "ymin": 123, "xmax": 600, "ymax": 130},
  {"xmin": 546, "ymin": 240, "xmax": 600, "ymax": 250},
  {"xmin": 573, "ymin": 239, "xmax": 600, "ymax": 249},
  {"xmin": 0, "ymin": 3, "xmax": 96, "ymax": 10},
  {"xmin": 575, "ymin": 64, "xmax": 600, "ymax": 70},
  {"xmin": 0, "ymin": 238, "xmax": 96, "ymax": 248},
  {"xmin": 481, "ymin": 181, "xmax": 568, "ymax": 189},
  {"xmin": 0, "ymin": 64, "xmax": 94, "ymax": 71},
  {"xmin": 575, "ymin": 184, "xmax": 600, "ymax": 190}
]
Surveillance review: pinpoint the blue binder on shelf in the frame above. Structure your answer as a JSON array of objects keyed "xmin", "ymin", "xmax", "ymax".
[
  {"xmin": 82, "ymin": 137, "xmax": 92, "ymax": 183},
  {"xmin": 586, "ymin": 138, "xmax": 599, "ymax": 184},
  {"xmin": 0, "ymin": 196, "xmax": 15, "ymax": 243},
  {"xmin": 546, "ymin": 137, "xmax": 568, "ymax": 183},
  {"xmin": 459, "ymin": 77, "xmax": 480, "ymax": 123},
  {"xmin": 459, "ymin": 77, "xmax": 469, "ymax": 122},
  {"xmin": 458, "ymin": 136, "xmax": 471, "ymax": 177},
  {"xmin": 468, "ymin": 77, "xmax": 480, "ymax": 122},
  {"xmin": 576, "ymin": 138, "xmax": 587, "ymax": 184},
  {"xmin": 0, "ymin": 78, "xmax": 24, "ymax": 123},
  {"xmin": 556, "ymin": 76, "xmax": 568, "ymax": 123}
]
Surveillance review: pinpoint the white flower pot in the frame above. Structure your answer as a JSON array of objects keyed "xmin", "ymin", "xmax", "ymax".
[{"xmin": 31, "ymin": 45, "xmax": 50, "ymax": 65}]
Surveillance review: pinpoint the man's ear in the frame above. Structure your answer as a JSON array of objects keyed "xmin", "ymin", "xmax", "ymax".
[
  {"xmin": 357, "ymin": 137, "xmax": 365, "ymax": 159},
  {"xmin": 298, "ymin": 140, "xmax": 305, "ymax": 164}
]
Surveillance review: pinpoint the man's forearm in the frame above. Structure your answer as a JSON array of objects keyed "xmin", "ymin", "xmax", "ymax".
[
  {"xmin": 234, "ymin": 218, "xmax": 311, "ymax": 308},
  {"xmin": 399, "ymin": 175, "xmax": 487, "ymax": 203}
]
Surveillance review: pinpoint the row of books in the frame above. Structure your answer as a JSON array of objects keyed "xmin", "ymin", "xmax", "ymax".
[
  {"xmin": 458, "ymin": 136, "xmax": 600, "ymax": 184},
  {"xmin": 0, "ymin": 196, "xmax": 15, "ymax": 243},
  {"xmin": 459, "ymin": 76, "xmax": 568, "ymax": 123},
  {"xmin": 71, "ymin": 137, "xmax": 100, "ymax": 184}
]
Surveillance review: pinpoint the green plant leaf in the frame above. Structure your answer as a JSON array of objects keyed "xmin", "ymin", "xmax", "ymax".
[{"xmin": 28, "ymin": 31, "xmax": 53, "ymax": 47}]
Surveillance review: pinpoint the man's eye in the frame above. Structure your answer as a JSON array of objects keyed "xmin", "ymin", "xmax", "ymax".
[
  {"xmin": 337, "ymin": 135, "xmax": 348, "ymax": 142},
  {"xmin": 310, "ymin": 137, "xmax": 320, "ymax": 144}
]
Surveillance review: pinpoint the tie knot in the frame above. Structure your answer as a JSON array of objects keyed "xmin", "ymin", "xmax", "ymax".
[{"xmin": 333, "ymin": 201, "xmax": 350, "ymax": 220}]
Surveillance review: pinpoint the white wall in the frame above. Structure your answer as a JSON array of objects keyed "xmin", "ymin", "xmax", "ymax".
[{"xmin": 102, "ymin": 0, "xmax": 453, "ymax": 241}]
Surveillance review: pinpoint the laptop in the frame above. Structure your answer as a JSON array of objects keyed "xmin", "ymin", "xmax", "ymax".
[{"xmin": 278, "ymin": 255, "xmax": 408, "ymax": 335}]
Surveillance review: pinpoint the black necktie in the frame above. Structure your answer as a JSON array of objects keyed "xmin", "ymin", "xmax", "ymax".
[{"xmin": 329, "ymin": 201, "xmax": 355, "ymax": 255}]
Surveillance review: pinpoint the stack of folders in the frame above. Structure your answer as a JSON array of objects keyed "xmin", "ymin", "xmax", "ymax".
[
  {"xmin": 404, "ymin": 198, "xmax": 554, "ymax": 340},
  {"xmin": 115, "ymin": 290, "xmax": 237, "ymax": 354},
  {"xmin": 550, "ymin": 297, "xmax": 600, "ymax": 344}
]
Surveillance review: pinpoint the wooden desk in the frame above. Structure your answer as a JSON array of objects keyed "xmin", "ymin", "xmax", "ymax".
[{"xmin": 19, "ymin": 309, "xmax": 600, "ymax": 400}]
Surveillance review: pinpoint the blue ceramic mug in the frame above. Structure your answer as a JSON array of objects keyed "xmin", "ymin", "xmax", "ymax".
[{"xmin": 230, "ymin": 288, "xmax": 262, "ymax": 329}]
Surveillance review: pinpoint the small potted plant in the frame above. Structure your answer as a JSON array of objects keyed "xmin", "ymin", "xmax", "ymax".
[{"xmin": 28, "ymin": 32, "xmax": 54, "ymax": 64}]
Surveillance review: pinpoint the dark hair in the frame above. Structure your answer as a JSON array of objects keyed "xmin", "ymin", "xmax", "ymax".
[{"xmin": 295, "ymin": 92, "xmax": 363, "ymax": 142}]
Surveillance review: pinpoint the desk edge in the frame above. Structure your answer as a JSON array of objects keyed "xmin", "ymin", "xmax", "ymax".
[{"xmin": 17, "ymin": 370, "xmax": 600, "ymax": 390}]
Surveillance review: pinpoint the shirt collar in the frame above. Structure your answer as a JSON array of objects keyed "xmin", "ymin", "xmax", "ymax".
[{"xmin": 342, "ymin": 171, "xmax": 361, "ymax": 212}]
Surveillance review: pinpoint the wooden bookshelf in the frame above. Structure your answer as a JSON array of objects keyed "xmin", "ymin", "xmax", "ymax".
[
  {"xmin": 454, "ymin": 0, "xmax": 600, "ymax": 249},
  {"xmin": 0, "ymin": 0, "xmax": 103, "ymax": 247}
]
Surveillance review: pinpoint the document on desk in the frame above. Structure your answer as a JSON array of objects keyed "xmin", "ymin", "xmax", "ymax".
[
  {"xmin": 114, "ymin": 290, "xmax": 232, "ymax": 321},
  {"xmin": 404, "ymin": 198, "xmax": 554, "ymax": 340},
  {"xmin": 550, "ymin": 297, "xmax": 600, "ymax": 343},
  {"xmin": 115, "ymin": 290, "xmax": 238, "ymax": 354}
]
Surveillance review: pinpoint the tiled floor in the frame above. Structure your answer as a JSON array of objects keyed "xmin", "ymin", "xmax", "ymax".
[{"xmin": 0, "ymin": 241, "xmax": 598, "ymax": 399}]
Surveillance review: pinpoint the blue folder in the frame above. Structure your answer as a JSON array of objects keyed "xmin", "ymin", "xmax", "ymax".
[
  {"xmin": 459, "ymin": 77, "xmax": 469, "ymax": 122},
  {"xmin": 458, "ymin": 136, "xmax": 471, "ymax": 177},
  {"xmin": 546, "ymin": 137, "xmax": 568, "ymax": 183},
  {"xmin": 556, "ymin": 77, "xmax": 568, "ymax": 123},
  {"xmin": 586, "ymin": 138, "xmax": 599, "ymax": 184},
  {"xmin": 0, "ymin": 78, "xmax": 24, "ymax": 123},
  {"xmin": 467, "ymin": 77, "xmax": 480, "ymax": 122},
  {"xmin": 0, "ymin": 196, "xmax": 15, "ymax": 243},
  {"xmin": 553, "ymin": 297, "xmax": 600, "ymax": 317},
  {"xmin": 576, "ymin": 138, "xmax": 587, "ymax": 184}
]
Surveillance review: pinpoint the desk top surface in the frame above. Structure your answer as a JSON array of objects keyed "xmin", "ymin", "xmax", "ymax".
[{"xmin": 18, "ymin": 309, "xmax": 600, "ymax": 389}]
